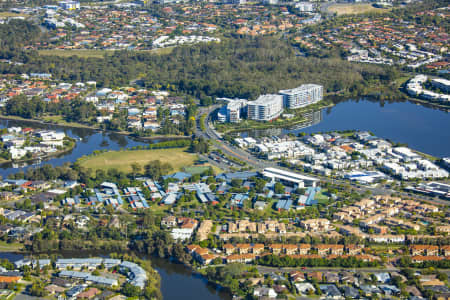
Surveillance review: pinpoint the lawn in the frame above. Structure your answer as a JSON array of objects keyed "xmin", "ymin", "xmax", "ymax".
[
  {"xmin": 327, "ymin": 3, "xmax": 389, "ymax": 15},
  {"xmin": 0, "ymin": 240, "xmax": 22, "ymax": 251},
  {"xmin": 315, "ymin": 190, "xmax": 330, "ymax": 205},
  {"xmin": 151, "ymin": 47, "xmax": 174, "ymax": 55},
  {"xmin": 77, "ymin": 148, "xmax": 198, "ymax": 173},
  {"xmin": 184, "ymin": 165, "xmax": 223, "ymax": 175},
  {"xmin": 42, "ymin": 115, "xmax": 95, "ymax": 129}
]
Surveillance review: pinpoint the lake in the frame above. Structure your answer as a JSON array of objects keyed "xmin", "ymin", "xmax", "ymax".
[
  {"xmin": 245, "ymin": 99, "xmax": 450, "ymax": 158},
  {"xmin": 1, "ymin": 99, "xmax": 449, "ymax": 178},
  {"xmin": 0, "ymin": 118, "xmax": 151, "ymax": 178},
  {"xmin": 0, "ymin": 99, "xmax": 447, "ymax": 300}
]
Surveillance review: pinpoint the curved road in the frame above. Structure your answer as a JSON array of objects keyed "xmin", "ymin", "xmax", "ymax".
[{"xmin": 196, "ymin": 106, "xmax": 449, "ymax": 206}]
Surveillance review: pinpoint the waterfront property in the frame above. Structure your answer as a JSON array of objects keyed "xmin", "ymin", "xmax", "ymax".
[
  {"xmin": 247, "ymin": 94, "xmax": 284, "ymax": 121},
  {"xmin": 279, "ymin": 84, "xmax": 323, "ymax": 109}
]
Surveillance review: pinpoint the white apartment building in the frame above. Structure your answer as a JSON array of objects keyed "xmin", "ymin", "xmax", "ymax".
[
  {"xmin": 279, "ymin": 84, "xmax": 323, "ymax": 109},
  {"xmin": 431, "ymin": 78, "xmax": 450, "ymax": 93},
  {"xmin": 218, "ymin": 99, "xmax": 248, "ymax": 123},
  {"xmin": 295, "ymin": 2, "xmax": 314, "ymax": 12},
  {"xmin": 247, "ymin": 94, "xmax": 283, "ymax": 121}
]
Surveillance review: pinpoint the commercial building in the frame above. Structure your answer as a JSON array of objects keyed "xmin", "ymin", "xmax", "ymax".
[
  {"xmin": 295, "ymin": 2, "xmax": 314, "ymax": 12},
  {"xmin": 58, "ymin": 1, "xmax": 80, "ymax": 10},
  {"xmin": 247, "ymin": 94, "xmax": 283, "ymax": 121},
  {"xmin": 279, "ymin": 84, "xmax": 323, "ymax": 109},
  {"xmin": 261, "ymin": 167, "xmax": 318, "ymax": 188},
  {"xmin": 217, "ymin": 98, "xmax": 248, "ymax": 123}
]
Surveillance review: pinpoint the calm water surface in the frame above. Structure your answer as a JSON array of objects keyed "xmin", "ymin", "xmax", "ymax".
[
  {"xmin": 246, "ymin": 99, "xmax": 450, "ymax": 158},
  {"xmin": 0, "ymin": 118, "xmax": 150, "ymax": 177},
  {"xmin": 1, "ymin": 99, "xmax": 449, "ymax": 178},
  {"xmin": 0, "ymin": 252, "xmax": 231, "ymax": 300},
  {"xmin": 0, "ymin": 100, "xmax": 447, "ymax": 299}
]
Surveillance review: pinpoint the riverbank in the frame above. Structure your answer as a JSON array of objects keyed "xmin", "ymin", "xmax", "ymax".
[
  {"xmin": 0, "ymin": 249, "xmax": 230, "ymax": 300},
  {"xmin": 405, "ymin": 97, "xmax": 450, "ymax": 112},
  {"xmin": 0, "ymin": 114, "xmax": 97, "ymax": 130},
  {"xmin": 215, "ymin": 100, "xmax": 335, "ymax": 134},
  {"xmin": 0, "ymin": 114, "xmax": 190, "ymax": 141},
  {"xmin": 0, "ymin": 136, "xmax": 76, "ymax": 167}
]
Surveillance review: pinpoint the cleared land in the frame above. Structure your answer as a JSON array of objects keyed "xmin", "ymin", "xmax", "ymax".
[
  {"xmin": 38, "ymin": 47, "xmax": 173, "ymax": 59},
  {"xmin": 77, "ymin": 148, "xmax": 198, "ymax": 173},
  {"xmin": 0, "ymin": 12, "xmax": 27, "ymax": 17},
  {"xmin": 327, "ymin": 3, "xmax": 389, "ymax": 15},
  {"xmin": 38, "ymin": 49, "xmax": 111, "ymax": 59}
]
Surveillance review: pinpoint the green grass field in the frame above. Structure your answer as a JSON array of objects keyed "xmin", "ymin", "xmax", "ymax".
[
  {"xmin": 315, "ymin": 190, "xmax": 330, "ymax": 205},
  {"xmin": 151, "ymin": 47, "xmax": 174, "ymax": 55},
  {"xmin": 183, "ymin": 165, "xmax": 223, "ymax": 175},
  {"xmin": 0, "ymin": 240, "xmax": 22, "ymax": 251},
  {"xmin": 78, "ymin": 148, "xmax": 198, "ymax": 173},
  {"xmin": 327, "ymin": 3, "xmax": 389, "ymax": 15},
  {"xmin": 42, "ymin": 115, "xmax": 95, "ymax": 129}
]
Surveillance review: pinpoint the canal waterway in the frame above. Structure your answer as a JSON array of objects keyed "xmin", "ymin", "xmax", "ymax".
[
  {"xmin": 0, "ymin": 99, "xmax": 449, "ymax": 177},
  {"xmin": 0, "ymin": 99, "xmax": 447, "ymax": 299},
  {"xmin": 0, "ymin": 118, "xmax": 151, "ymax": 177},
  {"xmin": 0, "ymin": 252, "xmax": 231, "ymax": 300}
]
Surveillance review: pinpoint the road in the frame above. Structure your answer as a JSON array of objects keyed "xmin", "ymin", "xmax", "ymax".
[
  {"xmin": 256, "ymin": 265, "xmax": 399, "ymax": 274},
  {"xmin": 196, "ymin": 105, "xmax": 449, "ymax": 206},
  {"xmin": 199, "ymin": 264, "xmax": 450, "ymax": 276},
  {"xmin": 256, "ymin": 265, "xmax": 450, "ymax": 276},
  {"xmin": 196, "ymin": 105, "xmax": 274, "ymax": 170}
]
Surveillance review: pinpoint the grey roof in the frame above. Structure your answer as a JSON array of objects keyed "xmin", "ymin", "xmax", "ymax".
[
  {"xmin": 319, "ymin": 284, "xmax": 341, "ymax": 297},
  {"xmin": 276, "ymin": 199, "xmax": 293, "ymax": 210},
  {"xmin": 216, "ymin": 171, "xmax": 258, "ymax": 182},
  {"xmin": 342, "ymin": 286, "xmax": 359, "ymax": 298},
  {"xmin": 86, "ymin": 275, "xmax": 117, "ymax": 286}
]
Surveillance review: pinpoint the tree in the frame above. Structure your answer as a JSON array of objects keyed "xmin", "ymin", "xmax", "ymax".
[
  {"xmin": 29, "ymin": 281, "xmax": 47, "ymax": 297},
  {"xmin": 131, "ymin": 163, "xmax": 142, "ymax": 179},
  {"xmin": 274, "ymin": 182, "xmax": 285, "ymax": 194},
  {"xmin": 189, "ymin": 137, "xmax": 209, "ymax": 154},
  {"xmin": 231, "ymin": 179, "xmax": 242, "ymax": 188},
  {"xmin": 144, "ymin": 160, "xmax": 173, "ymax": 180},
  {"xmin": 121, "ymin": 282, "xmax": 141, "ymax": 297}
]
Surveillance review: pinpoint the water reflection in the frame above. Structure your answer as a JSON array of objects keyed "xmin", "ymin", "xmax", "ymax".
[
  {"xmin": 0, "ymin": 252, "xmax": 231, "ymax": 300},
  {"xmin": 239, "ymin": 99, "xmax": 450, "ymax": 157},
  {"xmin": 151, "ymin": 256, "xmax": 231, "ymax": 300},
  {"xmin": 0, "ymin": 118, "xmax": 150, "ymax": 177},
  {"xmin": 241, "ymin": 108, "xmax": 322, "ymax": 137}
]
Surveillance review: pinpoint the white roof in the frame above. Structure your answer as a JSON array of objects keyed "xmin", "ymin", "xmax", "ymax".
[
  {"xmin": 279, "ymin": 84, "xmax": 322, "ymax": 95},
  {"xmin": 262, "ymin": 167, "xmax": 318, "ymax": 183}
]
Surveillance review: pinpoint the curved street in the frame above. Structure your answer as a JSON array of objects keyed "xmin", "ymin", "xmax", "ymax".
[{"xmin": 196, "ymin": 105, "xmax": 449, "ymax": 206}]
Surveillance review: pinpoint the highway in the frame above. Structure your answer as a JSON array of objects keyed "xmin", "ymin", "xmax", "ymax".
[{"xmin": 196, "ymin": 106, "xmax": 449, "ymax": 206}]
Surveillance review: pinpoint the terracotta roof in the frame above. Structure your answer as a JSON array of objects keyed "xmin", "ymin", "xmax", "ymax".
[
  {"xmin": 411, "ymin": 255, "xmax": 443, "ymax": 261},
  {"xmin": 410, "ymin": 245, "xmax": 439, "ymax": 250}
]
